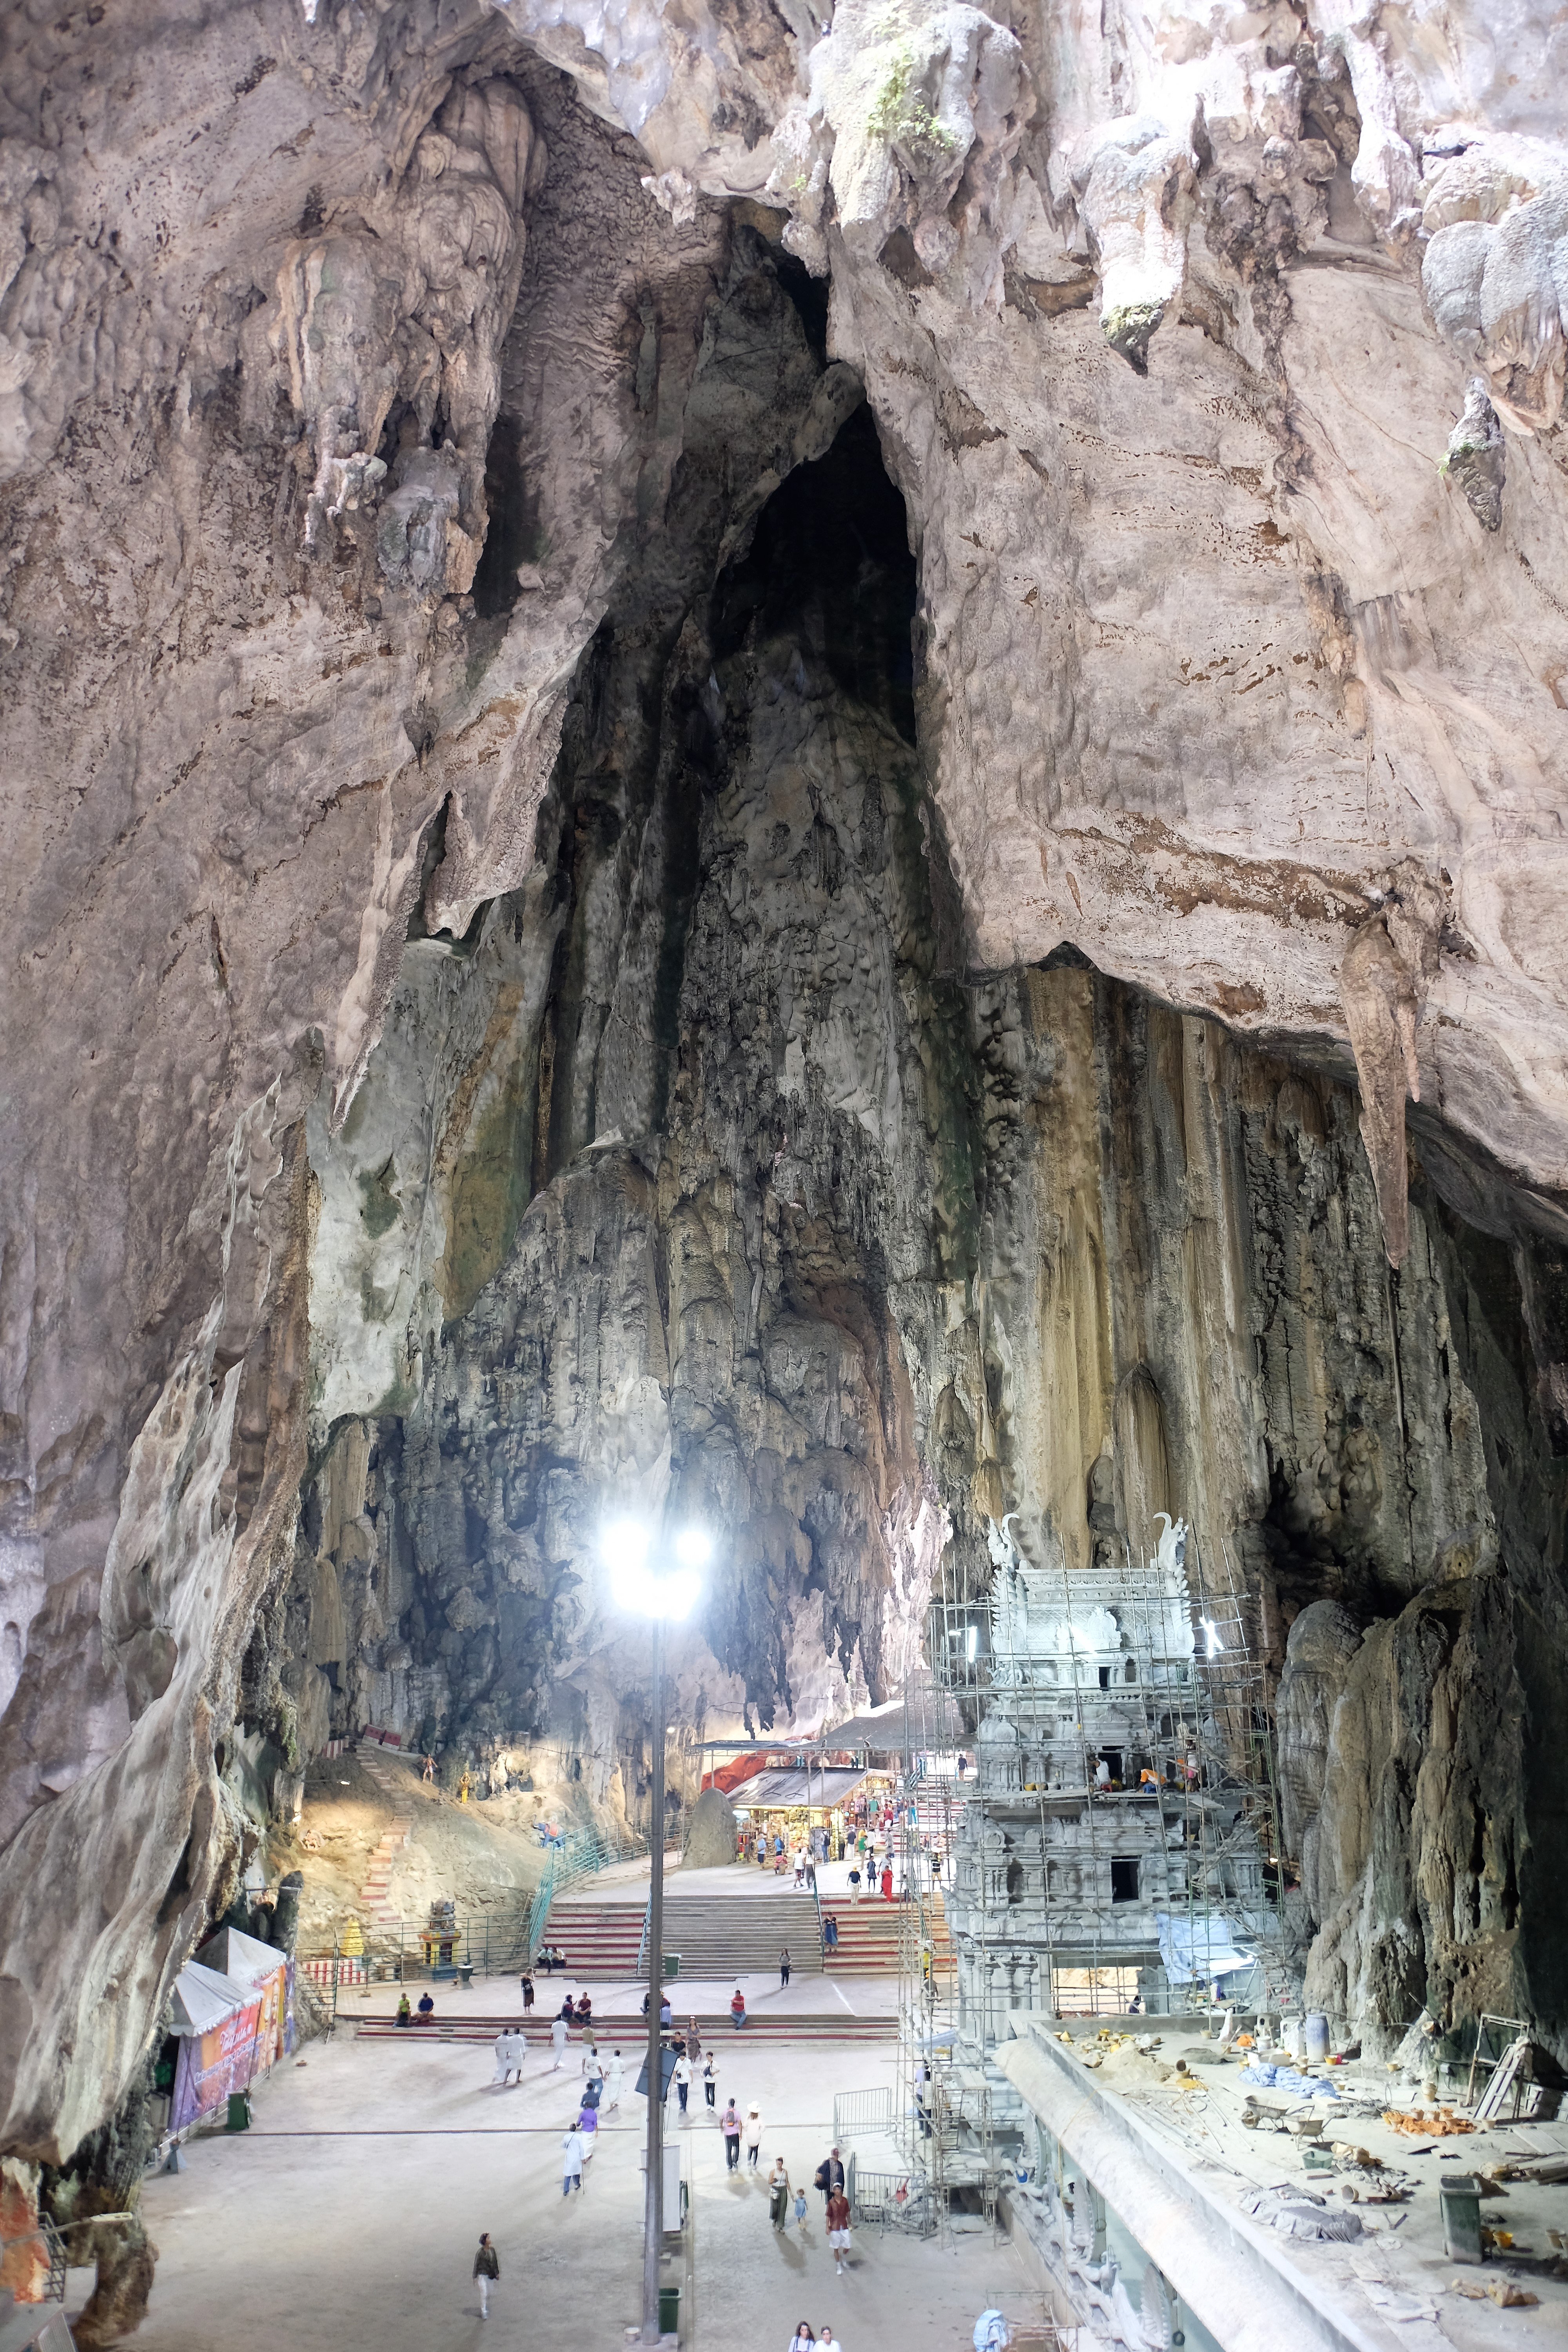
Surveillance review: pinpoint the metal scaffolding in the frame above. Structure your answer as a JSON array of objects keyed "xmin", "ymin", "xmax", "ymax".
[{"xmin": 893, "ymin": 1511, "xmax": 1291, "ymax": 2200}]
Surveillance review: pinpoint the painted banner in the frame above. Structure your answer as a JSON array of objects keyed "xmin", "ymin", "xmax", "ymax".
[{"xmin": 171, "ymin": 1996, "xmax": 262, "ymax": 2131}]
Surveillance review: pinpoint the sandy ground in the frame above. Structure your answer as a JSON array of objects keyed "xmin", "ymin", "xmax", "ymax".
[
  {"xmin": 123, "ymin": 2011, "xmax": 1039, "ymax": 2352},
  {"xmin": 279, "ymin": 1750, "xmax": 572, "ymax": 1956}
]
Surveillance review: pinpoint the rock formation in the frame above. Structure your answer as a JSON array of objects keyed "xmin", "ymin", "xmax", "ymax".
[{"xmin": 2, "ymin": 0, "xmax": 1566, "ymax": 2240}]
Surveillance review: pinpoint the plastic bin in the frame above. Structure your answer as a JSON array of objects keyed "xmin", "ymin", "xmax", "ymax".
[
  {"xmin": 658, "ymin": 2283, "xmax": 681, "ymax": 2334},
  {"xmin": 662, "ymin": 1953, "xmax": 681, "ymax": 1979},
  {"xmin": 1440, "ymin": 2174, "xmax": 1483, "ymax": 2264}
]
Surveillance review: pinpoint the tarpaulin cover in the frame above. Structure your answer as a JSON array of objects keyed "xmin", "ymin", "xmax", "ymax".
[
  {"xmin": 169, "ymin": 1960, "xmax": 252, "ymax": 2038},
  {"xmin": 1155, "ymin": 1913, "xmax": 1254, "ymax": 1983},
  {"xmin": 195, "ymin": 1926, "xmax": 285, "ymax": 1989},
  {"xmin": 737, "ymin": 1767, "xmax": 868, "ymax": 1808}
]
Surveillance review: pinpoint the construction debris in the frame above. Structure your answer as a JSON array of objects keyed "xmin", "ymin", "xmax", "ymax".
[
  {"xmin": 1448, "ymin": 2277, "xmax": 1539, "ymax": 2307},
  {"xmin": 1383, "ymin": 2107, "xmax": 1475, "ymax": 2137}
]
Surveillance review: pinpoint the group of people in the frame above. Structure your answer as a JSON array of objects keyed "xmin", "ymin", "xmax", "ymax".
[
  {"xmin": 393, "ymin": 1990, "xmax": 436, "ymax": 2025},
  {"xmin": 1088, "ymin": 1749, "xmax": 1201, "ymax": 1793},
  {"xmin": 738, "ymin": 2125, "xmax": 855, "ymax": 2278},
  {"xmin": 787, "ymin": 2329, "xmax": 844, "ymax": 2352}
]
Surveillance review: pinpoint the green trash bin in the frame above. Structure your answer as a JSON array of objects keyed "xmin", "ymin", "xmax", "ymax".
[
  {"xmin": 658, "ymin": 2283, "xmax": 680, "ymax": 2334},
  {"xmin": 662, "ymin": 1953, "xmax": 681, "ymax": 1980},
  {"xmin": 225, "ymin": 2091, "xmax": 250, "ymax": 2132}
]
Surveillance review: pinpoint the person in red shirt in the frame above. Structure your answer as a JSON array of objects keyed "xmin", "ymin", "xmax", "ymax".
[
  {"xmin": 880, "ymin": 1865, "xmax": 893, "ymax": 1901},
  {"xmin": 730, "ymin": 1987, "xmax": 747, "ymax": 2029},
  {"xmin": 826, "ymin": 2189, "xmax": 852, "ymax": 2273}
]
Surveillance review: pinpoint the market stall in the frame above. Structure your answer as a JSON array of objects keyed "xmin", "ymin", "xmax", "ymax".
[
  {"xmin": 167, "ymin": 1962, "xmax": 261, "ymax": 2132},
  {"xmin": 194, "ymin": 1927, "xmax": 296, "ymax": 2078}
]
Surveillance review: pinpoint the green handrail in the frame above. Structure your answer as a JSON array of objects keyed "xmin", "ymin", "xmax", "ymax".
[{"xmin": 518, "ymin": 1824, "xmax": 648, "ymax": 1973}]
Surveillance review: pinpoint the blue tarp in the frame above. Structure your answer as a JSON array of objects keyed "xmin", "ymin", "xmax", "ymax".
[
  {"xmin": 1240, "ymin": 2063, "xmax": 1341, "ymax": 2098},
  {"xmin": 1155, "ymin": 1911, "xmax": 1255, "ymax": 1984}
]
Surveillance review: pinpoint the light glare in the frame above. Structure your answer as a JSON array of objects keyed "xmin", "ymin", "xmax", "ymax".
[{"xmin": 601, "ymin": 1519, "xmax": 708, "ymax": 1621}]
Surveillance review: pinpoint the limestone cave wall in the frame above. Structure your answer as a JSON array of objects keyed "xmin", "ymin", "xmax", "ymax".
[{"xmin": 2, "ymin": 0, "xmax": 1566, "ymax": 2188}]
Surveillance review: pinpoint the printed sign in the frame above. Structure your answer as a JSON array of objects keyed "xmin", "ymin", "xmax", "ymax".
[{"xmin": 171, "ymin": 1997, "xmax": 262, "ymax": 2131}]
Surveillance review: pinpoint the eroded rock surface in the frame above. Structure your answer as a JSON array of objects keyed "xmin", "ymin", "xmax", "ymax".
[{"xmin": 2, "ymin": 0, "xmax": 1567, "ymax": 2187}]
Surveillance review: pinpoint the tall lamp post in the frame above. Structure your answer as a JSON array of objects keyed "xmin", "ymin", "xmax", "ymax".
[{"xmin": 604, "ymin": 1519, "xmax": 710, "ymax": 2347}]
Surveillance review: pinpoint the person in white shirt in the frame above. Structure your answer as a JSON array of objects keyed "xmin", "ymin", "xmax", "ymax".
[
  {"xmin": 818, "ymin": 2329, "xmax": 843, "ymax": 2352},
  {"xmin": 673, "ymin": 2050, "xmax": 693, "ymax": 2121},
  {"xmin": 550, "ymin": 2013, "xmax": 569, "ymax": 2071},
  {"xmin": 787, "ymin": 2326, "xmax": 816, "ymax": 2352},
  {"xmin": 561, "ymin": 2127, "xmax": 586, "ymax": 2195},
  {"xmin": 605, "ymin": 2049, "xmax": 624, "ymax": 2109},
  {"xmin": 743, "ymin": 2103, "xmax": 765, "ymax": 2168}
]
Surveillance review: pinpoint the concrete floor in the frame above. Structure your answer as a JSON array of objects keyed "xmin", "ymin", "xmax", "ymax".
[{"xmin": 123, "ymin": 2010, "xmax": 1038, "ymax": 2352}]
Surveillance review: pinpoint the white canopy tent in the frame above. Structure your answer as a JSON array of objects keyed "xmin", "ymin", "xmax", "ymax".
[
  {"xmin": 168, "ymin": 1960, "xmax": 252, "ymax": 2038},
  {"xmin": 195, "ymin": 1925, "xmax": 285, "ymax": 1991}
]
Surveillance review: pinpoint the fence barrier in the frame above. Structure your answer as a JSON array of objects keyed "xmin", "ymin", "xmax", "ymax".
[
  {"xmin": 833, "ymin": 2087, "xmax": 895, "ymax": 2143},
  {"xmin": 848, "ymin": 2167, "xmax": 939, "ymax": 2236}
]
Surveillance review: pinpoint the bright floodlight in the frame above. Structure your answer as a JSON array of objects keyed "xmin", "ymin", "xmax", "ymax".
[
  {"xmin": 1201, "ymin": 1616, "xmax": 1224, "ymax": 1659},
  {"xmin": 603, "ymin": 1519, "xmax": 708, "ymax": 1621}
]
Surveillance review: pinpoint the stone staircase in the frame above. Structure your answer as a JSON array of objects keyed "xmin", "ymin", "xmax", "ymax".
[
  {"xmin": 542, "ymin": 1895, "xmax": 649, "ymax": 1980},
  {"xmin": 357, "ymin": 1746, "xmax": 414, "ymax": 1926},
  {"xmin": 822, "ymin": 1892, "xmax": 955, "ymax": 1978},
  {"xmin": 357, "ymin": 2007, "xmax": 895, "ymax": 2045},
  {"xmin": 656, "ymin": 1889, "xmax": 823, "ymax": 1978}
]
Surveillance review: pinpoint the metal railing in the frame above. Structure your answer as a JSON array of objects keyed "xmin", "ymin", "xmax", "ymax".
[
  {"xmin": 848, "ymin": 2167, "xmax": 939, "ymax": 2236},
  {"xmin": 529, "ymin": 1825, "xmax": 649, "ymax": 1973},
  {"xmin": 834, "ymin": 2087, "xmax": 895, "ymax": 2143}
]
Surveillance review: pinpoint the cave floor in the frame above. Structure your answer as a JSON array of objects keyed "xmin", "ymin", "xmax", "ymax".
[{"xmin": 122, "ymin": 2012, "xmax": 1034, "ymax": 2352}]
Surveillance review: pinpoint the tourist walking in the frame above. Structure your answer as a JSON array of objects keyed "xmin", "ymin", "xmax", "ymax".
[
  {"xmin": 826, "ymin": 2187, "xmax": 852, "ymax": 2273},
  {"xmin": 472, "ymin": 2232, "xmax": 499, "ymax": 2319},
  {"xmin": 702, "ymin": 2051, "xmax": 718, "ymax": 2111},
  {"xmin": 606, "ymin": 2049, "xmax": 624, "ymax": 2110},
  {"xmin": 822, "ymin": 1913, "xmax": 838, "ymax": 1952},
  {"xmin": 583, "ymin": 2043, "xmax": 604, "ymax": 2098},
  {"xmin": 730, "ymin": 1986, "xmax": 747, "ymax": 2030},
  {"xmin": 768, "ymin": 2156, "xmax": 791, "ymax": 2228},
  {"xmin": 793, "ymin": 2183, "xmax": 809, "ymax": 2233},
  {"xmin": 847, "ymin": 1865, "xmax": 861, "ymax": 1904},
  {"xmin": 744, "ymin": 2102, "xmax": 765, "ymax": 2169},
  {"xmin": 780, "ymin": 1945, "xmax": 792, "ymax": 1987},
  {"xmin": 561, "ymin": 2125, "xmax": 586, "ymax": 2196},
  {"xmin": 721, "ymin": 2098, "xmax": 743, "ymax": 2171},
  {"xmin": 881, "ymin": 1864, "xmax": 894, "ymax": 1901},
  {"xmin": 813, "ymin": 2148, "xmax": 845, "ymax": 2207},
  {"xmin": 788, "ymin": 2323, "xmax": 816, "ymax": 2352},
  {"xmin": 673, "ymin": 2049, "xmax": 692, "ymax": 2120},
  {"xmin": 818, "ymin": 2326, "xmax": 844, "ymax": 2352},
  {"xmin": 520, "ymin": 1970, "xmax": 535, "ymax": 2012},
  {"xmin": 550, "ymin": 2013, "xmax": 569, "ymax": 2070}
]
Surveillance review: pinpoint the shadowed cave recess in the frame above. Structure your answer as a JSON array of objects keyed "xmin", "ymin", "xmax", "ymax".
[
  {"xmin": 2, "ymin": 10, "xmax": 1568, "ymax": 2332},
  {"xmin": 237, "ymin": 227, "xmax": 1568, "ymax": 2081}
]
